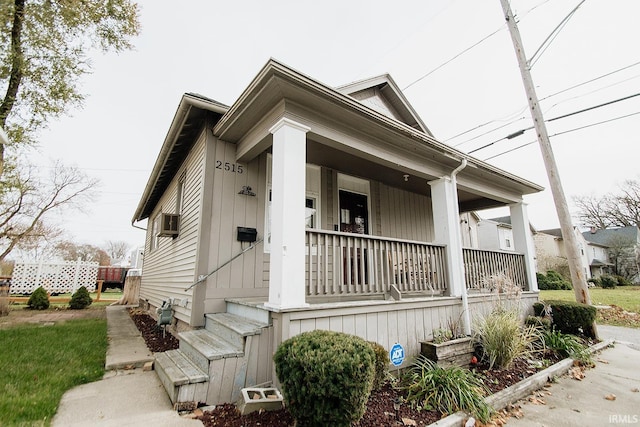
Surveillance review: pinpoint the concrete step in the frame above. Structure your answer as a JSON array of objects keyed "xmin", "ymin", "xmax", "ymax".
[
  {"xmin": 205, "ymin": 312, "xmax": 268, "ymax": 348},
  {"xmin": 179, "ymin": 329, "xmax": 244, "ymax": 373},
  {"xmin": 155, "ymin": 350, "xmax": 208, "ymax": 404}
]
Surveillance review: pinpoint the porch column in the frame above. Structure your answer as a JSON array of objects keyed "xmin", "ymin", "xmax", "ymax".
[
  {"xmin": 265, "ymin": 118, "xmax": 310, "ymax": 310},
  {"xmin": 509, "ymin": 202, "xmax": 538, "ymax": 291},
  {"xmin": 428, "ymin": 177, "xmax": 466, "ymax": 297}
]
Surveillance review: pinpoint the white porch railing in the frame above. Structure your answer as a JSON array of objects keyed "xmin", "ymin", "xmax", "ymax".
[
  {"xmin": 462, "ymin": 248, "xmax": 528, "ymax": 292},
  {"xmin": 305, "ymin": 230, "xmax": 447, "ymax": 298}
]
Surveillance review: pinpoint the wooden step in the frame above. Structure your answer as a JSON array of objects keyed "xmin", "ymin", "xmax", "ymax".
[
  {"xmin": 205, "ymin": 312, "xmax": 268, "ymax": 347},
  {"xmin": 179, "ymin": 329, "xmax": 243, "ymax": 373},
  {"xmin": 155, "ymin": 350, "xmax": 208, "ymax": 404}
]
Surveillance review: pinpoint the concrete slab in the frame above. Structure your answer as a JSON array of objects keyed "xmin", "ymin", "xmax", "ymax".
[
  {"xmin": 506, "ymin": 343, "xmax": 640, "ymax": 426},
  {"xmin": 51, "ymin": 369, "xmax": 202, "ymax": 427},
  {"xmin": 104, "ymin": 306, "xmax": 154, "ymax": 370}
]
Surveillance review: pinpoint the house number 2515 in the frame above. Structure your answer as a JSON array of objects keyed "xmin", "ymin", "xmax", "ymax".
[{"xmin": 215, "ymin": 161, "xmax": 244, "ymax": 174}]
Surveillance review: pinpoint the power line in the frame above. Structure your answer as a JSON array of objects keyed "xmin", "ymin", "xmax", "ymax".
[
  {"xmin": 528, "ymin": 0, "xmax": 586, "ymax": 68},
  {"xmin": 445, "ymin": 59, "xmax": 640, "ymax": 145},
  {"xmin": 483, "ymin": 110, "xmax": 640, "ymax": 161},
  {"xmin": 403, "ymin": 24, "xmax": 505, "ymax": 91},
  {"xmin": 466, "ymin": 91, "xmax": 640, "ymax": 154}
]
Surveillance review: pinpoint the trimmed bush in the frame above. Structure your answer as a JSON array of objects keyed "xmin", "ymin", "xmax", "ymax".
[
  {"xmin": 403, "ymin": 355, "xmax": 492, "ymax": 423},
  {"xmin": 537, "ymin": 270, "xmax": 572, "ymax": 290},
  {"xmin": 533, "ymin": 300, "xmax": 597, "ymax": 338},
  {"xmin": 274, "ymin": 330, "xmax": 375, "ymax": 427},
  {"xmin": 599, "ymin": 275, "xmax": 617, "ymax": 289},
  {"xmin": 614, "ymin": 275, "xmax": 632, "ymax": 286},
  {"xmin": 368, "ymin": 341, "xmax": 389, "ymax": 390},
  {"xmin": 27, "ymin": 286, "xmax": 50, "ymax": 310},
  {"xmin": 69, "ymin": 286, "xmax": 93, "ymax": 310}
]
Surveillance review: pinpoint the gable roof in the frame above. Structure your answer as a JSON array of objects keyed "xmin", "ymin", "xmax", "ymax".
[
  {"xmin": 336, "ymin": 74, "xmax": 432, "ymax": 136},
  {"xmin": 133, "ymin": 59, "xmax": 544, "ymax": 222},
  {"xmin": 582, "ymin": 226, "xmax": 640, "ymax": 246},
  {"xmin": 132, "ymin": 93, "xmax": 229, "ymax": 222}
]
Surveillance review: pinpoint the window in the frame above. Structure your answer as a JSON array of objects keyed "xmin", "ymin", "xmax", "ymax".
[
  {"xmin": 264, "ymin": 189, "xmax": 319, "ymax": 253},
  {"xmin": 150, "ymin": 213, "xmax": 160, "ymax": 251},
  {"xmin": 176, "ymin": 170, "xmax": 186, "ymax": 215},
  {"xmin": 505, "ymin": 238, "xmax": 511, "ymax": 248}
]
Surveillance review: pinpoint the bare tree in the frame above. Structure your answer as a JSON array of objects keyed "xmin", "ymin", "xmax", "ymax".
[
  {"xmin": 0, "ymin": 159, "xmax": 98, "ymax": 262},
  {"xmin": 574, "ymin": 179, "xmax": 640, "ymax": 228},
  {"xmin": 55, "ymin": 240, "xmax": 110, "ymax": 265},
  {"xmin": 105, "ymin": 240, "xmax": 130, "ymax": 264}
]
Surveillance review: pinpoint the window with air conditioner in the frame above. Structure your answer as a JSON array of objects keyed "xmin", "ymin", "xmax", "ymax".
[{"xmin": 158, "ymin": 213, "xmax": 180, "ymax": 237}]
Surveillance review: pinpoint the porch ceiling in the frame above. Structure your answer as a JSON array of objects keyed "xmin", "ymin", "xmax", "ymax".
[{"xmin": 306, "ymin": 140, "xmax": 507, "ymax": 212}]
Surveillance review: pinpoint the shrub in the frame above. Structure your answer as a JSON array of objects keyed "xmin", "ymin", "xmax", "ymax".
[
  {"xmin": 533, "ymin": 300, "xmax": 597, "ymax": 338},
  {"xmin": 27, "ymin": 286, "xmax": 50, "ymax": 310},
  {"xmin": 537, "ymin": 270, "xmax": 572, "ymax": 290},
  {"xmin": 274, "ymin": 330, "xmax": 375, "ymax": 427},
  {"xmin": 402, "ymin": 355, "xmax": 492, "ymax": 423},
  {"xmin": 614, "ymin": 275, "xmax": 632, "ymax": 286},
  {"xmin": 587, "ymin": 277, "xmax": 600, "ymax": 287},
  {"xmin": 599, "ymin": 275, "xmax": 617, "ymax": 289},
  {"xmin": 69, "ymin": 286, "xmax": 93, "ymax": 310},
  {"xmin": 473, "ymin": 309, "xmax": 539, "ymax": 369},
  {"xmin": 542, "ymin": 330, "xmax": 592, "ymax": 365},
  {"xmin": 368, "ymin": 341, "xmax": 389, "ymax": 390},
  {"xmin": 525, "ymin": 315, "xmax": 551, "ymax": 330}
]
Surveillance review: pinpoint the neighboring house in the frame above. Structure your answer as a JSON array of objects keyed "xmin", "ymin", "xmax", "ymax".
[
  {"xmin": 132, "ymin": 59, "xmax": 543, "ymax": 406},
  {"xmin": 534, "ymin": 227, "xmax": 612, "ymax": 279},
  {"xmin": 477, "ymin": 216, "xmax": 517, "ymax": 252},
  {"xmin": 582, "ymin": 226, "xmax": 639, "ymax": 282}
]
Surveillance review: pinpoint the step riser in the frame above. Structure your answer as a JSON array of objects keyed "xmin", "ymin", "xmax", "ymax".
[
  {"xmin": 205, "ymin": 318, "xmax": 244, "ymax": 348},
  {"xmin": 226, "ymin": 302, "xmax": 270, "ymax": 324},
  {"xmin": 155, "ymin": 359, "xmax": 179, "ymax": 403},
  {"xmin": 179, "ymin": 339, "xmax": 210, "ymax": 373}
]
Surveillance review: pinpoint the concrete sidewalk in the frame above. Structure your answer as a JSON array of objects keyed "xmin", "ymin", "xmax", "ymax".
[
  {"xmin": 52, "ymin": 306, "xmax": 202, "ymax": 427},
  {"xmin": 506, "ymin": 338, "xmax": 640, "ymax": 426}
]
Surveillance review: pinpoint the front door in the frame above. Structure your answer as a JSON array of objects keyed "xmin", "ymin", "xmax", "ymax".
[{"xmin": 339, "ymin": 190, "xmax": 369, "ymax": 234}]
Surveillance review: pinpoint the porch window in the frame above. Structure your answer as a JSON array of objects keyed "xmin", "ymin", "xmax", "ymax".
[{"xmin": 264, "ymin": 189, "xmax": 319, "ymax": 253}]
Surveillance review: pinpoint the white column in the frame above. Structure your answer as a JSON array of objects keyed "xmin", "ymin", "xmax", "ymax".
[
  {"xmin": 428, "ymin": 177, "xmax": 466, "ymax": 297},
  {"xmin": 509, "ymin": 202, "xmax": 538, "ymax": 292},
  {"xmin": 265, "ymin": 118, "xmax": 310, "ymax": 310}
]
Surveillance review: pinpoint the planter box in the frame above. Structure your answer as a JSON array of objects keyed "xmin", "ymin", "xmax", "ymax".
[{"xmin": 420, "ymin": 337, "xmax": 474, "ymax": 367}]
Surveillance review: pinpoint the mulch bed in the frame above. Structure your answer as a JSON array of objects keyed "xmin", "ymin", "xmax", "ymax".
[
  {"xmin": 128, "ymin": 309, "xmax": 179, "ymax": 352},
  {"xmin": 128, "ymin": 310, "xmax": 560, "ymax": 426}
]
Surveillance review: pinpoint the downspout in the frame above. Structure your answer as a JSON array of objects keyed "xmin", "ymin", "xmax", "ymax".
[{"xmin": 450, "ymin": 158, "xmax": 472, "ymax": 336}]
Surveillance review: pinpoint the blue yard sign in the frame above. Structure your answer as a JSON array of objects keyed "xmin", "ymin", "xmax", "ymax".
[{"xmin": 389, "ymin": 343, "xmax": 405, "ymax": 367}]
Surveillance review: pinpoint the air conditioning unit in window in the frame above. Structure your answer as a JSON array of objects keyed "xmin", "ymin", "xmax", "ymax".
[{"xmin": 158, "ymin": 213, "xmax": 180, "ymax": 237}]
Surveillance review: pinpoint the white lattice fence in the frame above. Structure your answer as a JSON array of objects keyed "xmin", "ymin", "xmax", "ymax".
[{"xmin": 10, "ymin": 261, "xmax": 99, "ymax": 295}]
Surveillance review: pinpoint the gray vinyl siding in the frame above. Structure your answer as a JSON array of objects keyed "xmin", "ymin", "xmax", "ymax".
[
  {"xmin": 378, "ymin": 183, "xmax": 434, "ymax": 242},
  {"xmin": 141, "ymin": 132, "xmax": 207, "ymax": 324},
  {"xmin": 202, "ymin": 141, "xmax": 269, "ymax": 314}
]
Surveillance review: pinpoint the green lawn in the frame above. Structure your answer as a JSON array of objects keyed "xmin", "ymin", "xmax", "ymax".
[
  {"xmin": 0, "ymin": 318, "xmax": 107, "ymax": 425},
  {"xmin": 539, "ymin": 286, "xmax": 640, "ymax": 328}
]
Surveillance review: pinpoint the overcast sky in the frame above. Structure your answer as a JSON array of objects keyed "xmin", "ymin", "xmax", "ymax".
[{"xmin": 28, "ymin": 0, "xmax": 640, "ymax": 255}]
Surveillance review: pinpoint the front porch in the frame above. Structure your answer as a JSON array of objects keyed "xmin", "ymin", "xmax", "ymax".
[{"xmin": 305, "ymin": 229, "xmax": 530, "ymax": 302}]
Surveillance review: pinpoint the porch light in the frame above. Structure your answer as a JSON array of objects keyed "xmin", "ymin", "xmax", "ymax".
[
  {"xmin": 238, "ymin": 186, "xmax": 256, "ymax": 196},
  {"xmin": 403, "ymin": 174, "xmax": 409, "ymax": 182}
]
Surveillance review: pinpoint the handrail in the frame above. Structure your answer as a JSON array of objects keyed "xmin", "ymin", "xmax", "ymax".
[{"xmin": 184, "ymin": 237, "xmax": 264, "ymax": 292}]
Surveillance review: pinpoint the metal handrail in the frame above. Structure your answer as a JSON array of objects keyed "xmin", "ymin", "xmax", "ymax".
[{"xmin": 184, "ymin": 237, "xmax": 264, "ymax": 292}]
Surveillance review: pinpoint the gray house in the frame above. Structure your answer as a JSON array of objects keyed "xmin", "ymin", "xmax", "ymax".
[{"xmin": 132, "ymin": 59, "xmax": 542, "ymax": 406}]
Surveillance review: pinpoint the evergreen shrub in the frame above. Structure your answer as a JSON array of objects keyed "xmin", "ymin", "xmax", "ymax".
[
  {"xmin": 27, "ymin": 286, "xmax": 50, "ymax": 310},
  {"xmin": 536, "ymin": 270, "xmax": 572, "ymax": 290},
  {"xmin": 368, "ymin": 340, "xmax": 389, "ymax": 390},
  {"xmin": 599, "ymin": 275, "xmax": 617, "ymax": 289},
  {"xmin": 533, "ymin": 300, "xmax": 597, "ymax": 338},
  {"xmin": 273, "ymin": 330, "xmax": 375, "ymax": 427},
  {"xmin": 69, "ymin": 286, "xmax": 93, "ymax": 309}
]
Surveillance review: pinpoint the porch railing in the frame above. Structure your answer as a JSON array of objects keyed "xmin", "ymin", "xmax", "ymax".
[
  {"xmin": 305, "ymin": 230, "xmax": 447, "ymax": 298},
  {"xmin": 462, "ymin": 248, "xmax": 528, "ymax": 292}
]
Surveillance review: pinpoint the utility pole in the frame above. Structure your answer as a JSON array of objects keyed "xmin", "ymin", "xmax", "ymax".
[{"xmin": 499, "ymin": 1, "xmax": 594, "ymax": 310}]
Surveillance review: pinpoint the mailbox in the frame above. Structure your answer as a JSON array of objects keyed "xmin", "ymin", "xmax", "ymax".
[{"xmin": 237, "ymin": 227, "xmax": 257, "ymax": 242}]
